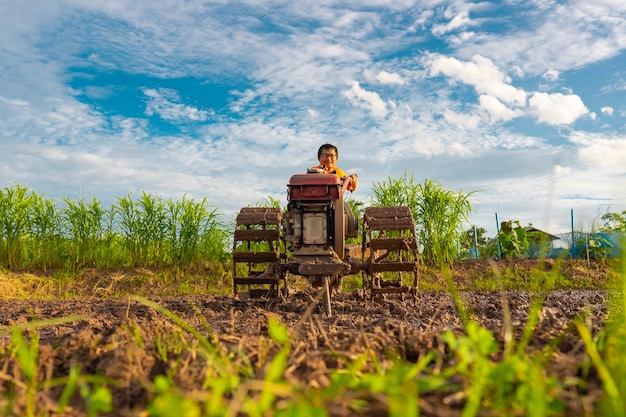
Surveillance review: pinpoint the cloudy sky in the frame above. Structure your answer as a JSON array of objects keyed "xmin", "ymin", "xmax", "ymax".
[{"xmin": 1, "ymin": 0, "xmax": 625, "ymax": 236}]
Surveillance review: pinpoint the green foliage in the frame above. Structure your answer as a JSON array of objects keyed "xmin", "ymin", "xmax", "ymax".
[
  {"xmin": 258, "ymin": 196, "xmax": 285, "ymax": 210},
  {"xmin": 63, "ymin": 196, "xmax": 107, "ymax": 269},
  {"xmin": 442, "ymin": 315, "xmax": 564, "ymax": 415},
  {"xmin": 574, "ymin": 233, "xmax": 614, "ymax": 260},
  {"xmin": 600, "ymin": 210, "xmax": 626, "ymax": 233},
  {"xmin": 459, "ymin": 226, "xmax": 488, "ymax": 259},
  {"xmin": 0, "ymin": 185, "xmax": 228, "ymax": 271},
  {"xmin": 80, "ymin": 377, "xmax": 113, "ymax": 417},
  {"xmin": 28, "ymin": 193, "xmax": 63, "ymax": 269},
  {"xmin": 319, "ymin": 351, "xmax": 447, "ymax": 417},
  {"xmin": 165, "ymin": 196, "xmax": 225, "ymax": 266},
  {"xmin": 498, "ymin": 220, "xmax": 529, "ymax": 259},
  {"xmin": 1, "ymin": 316, "xmax": 88, "ymax": 417},
  {"xmin": 149, "ymin": 375, "xmax": 202, "ymax": 417},
  {"xmin": 0, "ymin": 184, "xmax": 36, "ymax": 268},
  {"xmin": 526, "ymin": 229, "xmax": 554, "ymax": 258},
  {"xmin": 482, "ymin": 237, "xmax": 501, "ymax": 258},
  {"xmin": 11, "ymin": 328, "xmax": 39, "ymax": 417},
  {"xmin": 345, "ymin": 196, "xmax": 365, "ymax": 219},
  {"xmin": 371, "ymin": 174, "xmax": 474, "ymax": 266},
  {"xmin": 595, "ymin": 261, "xmax": 626, "ymax": 416},
  {"xmin": 114, "ymin": 192, "xmax": 168, "ymax": 267}
]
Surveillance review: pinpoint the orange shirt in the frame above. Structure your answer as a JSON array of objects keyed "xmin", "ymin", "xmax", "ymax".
[
  {"xmin": 311, "ymin": 164, "xmax": 348, "ymax": 178},
  {"xmin": 310, "ymin": 165, "xmax": 356, "ymax": 191}
]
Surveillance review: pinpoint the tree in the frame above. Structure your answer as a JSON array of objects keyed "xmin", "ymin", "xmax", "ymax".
[
  {"xmin": 459, "ymin": 226, "xmax": 488, "ymax": 259},
  {"xmin": 601, "ymin": 210, "xmax": 626, "ymax": 233}
]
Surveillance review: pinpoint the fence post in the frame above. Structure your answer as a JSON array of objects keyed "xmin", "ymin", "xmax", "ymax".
[
  {"xmin": 473, "ymin": 225, "xmax": 479, "ymax": 259},
  {"xmin": 495, "ymin": 212, "xmax": 502, "ymax": 259},
  {"xmin": 570, "ymin": 208, "xmax": 575, "ymax": 258}
]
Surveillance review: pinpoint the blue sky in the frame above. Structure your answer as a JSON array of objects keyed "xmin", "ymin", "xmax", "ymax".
[{"xmin": 1, "ymin": 0, "xmax": 625, "ymax": 236}]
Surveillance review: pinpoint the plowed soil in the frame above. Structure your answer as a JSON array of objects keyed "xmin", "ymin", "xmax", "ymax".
[{"xmin": 0, "ymin": 259, "xmax": 616, "ymax": 416}]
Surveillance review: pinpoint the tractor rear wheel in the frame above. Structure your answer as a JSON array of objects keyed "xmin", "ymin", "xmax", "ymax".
[
  {"xmin": 232, "ymin": 207, "xmax": 286, "ymax": 298},
  {"xmin": 361, "ymin": 206, "xmax": 419, "ymax": 300}
]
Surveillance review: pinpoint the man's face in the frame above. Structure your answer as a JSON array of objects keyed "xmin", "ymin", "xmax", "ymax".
[{"xmin": 319, "ymin": 149, "xmax": 338, "ymax": 170}]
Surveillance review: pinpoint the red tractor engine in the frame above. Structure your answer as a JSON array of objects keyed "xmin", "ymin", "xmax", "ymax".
[{"xmin": 283, "ymin": 173, "xmax": 358, "ymax": 255}]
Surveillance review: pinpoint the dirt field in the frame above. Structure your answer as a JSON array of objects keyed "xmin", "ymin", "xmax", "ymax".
[{"xmin": 0, "ymin": 260, "xmax": 615, "ymax": 416}]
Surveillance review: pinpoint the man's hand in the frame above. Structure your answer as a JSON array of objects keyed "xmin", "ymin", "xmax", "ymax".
[{"xmin": 347, "ymin": 174, "xmax": 358, "ymax": 191}]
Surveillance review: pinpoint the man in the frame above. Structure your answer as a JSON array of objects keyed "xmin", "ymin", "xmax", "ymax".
[
  {"xmin": 310, "ymin": 143, "xmax": 359, "ymax": 239},
  {"xmin": 310, "ymin": 143, "xmax": 358, "ymax": 192}
]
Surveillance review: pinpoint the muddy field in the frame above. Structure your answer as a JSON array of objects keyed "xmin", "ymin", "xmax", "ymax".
[{"xmin": 0, "ymin": 281, "xmax": 612, "ymax": 416}]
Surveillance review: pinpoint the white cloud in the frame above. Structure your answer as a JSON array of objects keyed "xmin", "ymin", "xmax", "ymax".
[
  {"xmin": 408, "ymin": 134, "xmax": 473, "ymax": 158},
  {"xmin": 366, "ymin": 70, "xmax": 406, "ymax": 85},
  {"xmin": 511, "ymin": 66, "xmax": 524, "ymax": 78},
  {"xmin": 553, "ymin": 165, "xmax": 571, "ymax": 176},
  {"xmin": 0, "ymin": 96, "xmax": 30, "ymax": 106},
  {"xmin": 542, "ymin": 70, "xmax": 559, "ymax": 82},
  {"xmin": 448, "ymin": 31, "xmax": 477, "ymax": 46},
  {"xmin": 343, "ymin": 81, "xmax": 389, "ymax": 118},
  {"xmin": 408, "ymin": 9, "xmax": 434, "ymax": 32},
  {"xmin": 229, "ymin": 89, "xmax": 258, "ymax": 113},
  {"xmin": 83, "ymin": 86, "xmax": 113, "ymax": 100},
  {"xmin": 443, "ymin": 109, "xmax": 481, "ymax": 130},
  {"xmin": 453, "ymin": 1, "xmax": 626, "ymax": 76},
  {"xmin": 432, "ymin": 11, "xmax": 475, "ymax": 36},
  {"xmin": 478, "ymin": 95, "xmax": 524, "ymax": 122},
  {"xmin": 143, "ymin": 88, "xmax": 210, "ymax": 122},
  {"xmin": 427, "ymin": 54, "xmax": 527, "ymax": 106},
  {"xmin": 601, "ymin": 106, "xmax": 614, "ymax": 116},
  {"xmin": 528, "ymin": 92, "xmax": 588, "ymax": 125},
  {"xmin": 569, "ymin": 132, "xmax": 626, "ymax": 170}
]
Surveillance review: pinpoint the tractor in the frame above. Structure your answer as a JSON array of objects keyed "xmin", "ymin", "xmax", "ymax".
[{"xmin": 232, "ymin": 170, "xmax": 419, "ymax": 315}]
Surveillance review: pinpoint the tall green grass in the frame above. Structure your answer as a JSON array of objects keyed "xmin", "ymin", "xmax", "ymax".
[
  {"xmin": 371, "ymin": 174, "xmax": 474, "ymax": 266},
  {"xmin": 63, "ymin": 196, "xmax": 108, "ymax": 268},
  {"xmin": 587, "ymin": 237, "xmax": 626, "ymax": 415},
  {"xmin": 0, "ymin": 184, "xmax": 34, "ymax": 269},
  {"xmin": 0, "ymin": 185, "xmax": 228, "ymax": 271}
]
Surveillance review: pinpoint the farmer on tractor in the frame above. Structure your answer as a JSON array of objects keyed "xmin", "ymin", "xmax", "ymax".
[
  {"xmin": 309, "ymin": 143, "xmax": 359, "ymax": 238},
  {"xmin": 309, "ymin": 143, "xmax": 358, "ymax": 192},
  {"xmin": 232, "ymin": 143, "xmax": 418, "ymax": 315}
]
